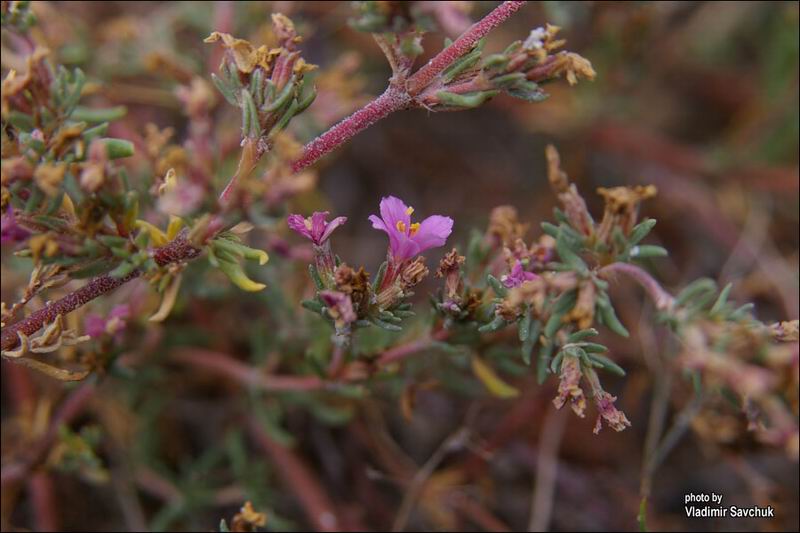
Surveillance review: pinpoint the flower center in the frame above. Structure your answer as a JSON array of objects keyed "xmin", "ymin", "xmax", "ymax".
[
  {"xmin": 303, "ymin": 218, "xmax": 313, "ymax": 231},
  {"xmin": 395, "ymin": 220, "xmax": 421, "ymax": 236}
]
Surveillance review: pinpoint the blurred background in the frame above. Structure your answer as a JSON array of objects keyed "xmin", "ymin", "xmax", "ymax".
[{"xmin": 2, "ymin": 1, "xmax": 798, "ymax": 531}]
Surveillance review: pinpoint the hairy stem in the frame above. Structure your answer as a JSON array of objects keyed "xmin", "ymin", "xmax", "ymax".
[
  {"xmin": 2, "ymin": 232, "xmax": 200, "ymax": 352},
  {"xmin": 406, "ymin": 1, "xmax": 527, "ymax": 95},
  {"xmin": 291, "ymin": 86, "xmax": 411, "ymax": 174},
  {"xmin": 291, "ymin": 1, "xmax": 527, "ymax": 173}
]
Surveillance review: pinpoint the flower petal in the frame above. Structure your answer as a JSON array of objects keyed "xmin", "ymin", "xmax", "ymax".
[
  {"xmin": 411, "ymin": 215, "xmax": 453, "ymax": 252},
  {"xmin": 369, "ymin": 214, "xmax": 388, "ymax": 232},
  {"xmin": 379, "ymin": 196, "xmax": 411, "ymax": 232},
  {"xmin": 287, "ymin": 214, "xmax": 312, "ymax": 240},
  {"xmin": 310, "ymin": 211, "xmax": 331, "ymax": 241},
  {"xmin": 320, "ymin": 216, "xmax": 347, "ymax": 243},
  {"xmin": 392, "ymin": 237, "xmax": 420, "ymax": 264}
]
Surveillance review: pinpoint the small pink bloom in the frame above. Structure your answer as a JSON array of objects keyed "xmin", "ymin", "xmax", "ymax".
[
  {"xmin": 501, "ymin": 260, "xmax": 538, "ymax": 288},
  {"xmin": 319, "ymin": 290, "xmax": 356, "ymax": 331},
  {"xmin": 85, "ymin": 304, "xmax": 131, "ymax": 339},
  {"xmin": 287, "ymin": 211, "xmax": 347, "ymax": 245},
  {"xmin": 1, "ymin": 206, "xmax": 29, "ymax": 244},
  {"xmin": 369, "ymin": 196, "xmax": 453, "ymax": 264},
  {"xmin": 593, "ymin": 391, "xmax": 632, "ymax": 434}
]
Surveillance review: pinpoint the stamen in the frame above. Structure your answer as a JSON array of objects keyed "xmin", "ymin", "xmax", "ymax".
[
  {"xmin": 405, "ymin": 206, "xmax": 415, "ymax": 216},
  {"xmin": 409, "ymin": 222, "xmax": 420, "ymax": 236},
  {"xmin": 303, "ymin": 218, "xmax": 313, "ymax": 230},
  {"xmin": 396, "ymin": 220, "xmax": 407, "ymax": 233}
]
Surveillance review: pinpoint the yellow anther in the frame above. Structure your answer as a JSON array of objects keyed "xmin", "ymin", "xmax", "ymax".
[
  {"xmin": 396, "ymin": 220, "xmax": 407, "ymax": 233},
  {"xmin": 303, "ymin": 218, "xmax": 313, "ymax": 230},
  {"xmin": 409, "ymin": 222, "xmax": 420, "ymax": 236},
  {"xmin": 405, "ymin": 206, "xmax": 415, "ymax": 216}
]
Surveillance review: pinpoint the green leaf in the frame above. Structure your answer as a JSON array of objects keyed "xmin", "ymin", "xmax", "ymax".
[
  {"xmin": 675, "ymin": 278, "xmax": 717, "ymax": 306},
  {"xmin": 518, "ymin": 307, "xmax": 532, "ymax": 341},
  {"xmin": 241, "ymin": 89, "xmax": 261, "ymax": 138},
  {"xmin": 566, "ymin": 328, "xmax": 598, "ymax": 343},
  {"xmin": 556, "ymin": 228, "xmax": 587, "ymax": 272},
  {"xmin": 729, "ymin": 303, "xmax": 755, "ymax": 321},
  {"xmin": 478, "ymin": 315, "xmax": 507, "ymax": 333},
  {"xmin": 487, "ymin": 274, "xmax": 508, "ymax": 297},
  {"xmin": 631, "ymin": 245, "xmax": 668, "ymax": 258},
  {"xmin": 71, "ymin": 105, "xmax": 127, "ymax": 123},
  {"xmin": 629, "ymin": 218, "xmax": 656, "ymax": 245},
  {"xmin": 436, "ymin": 90, "xmax": 498, "ymax": 108},
  {"xmin": 587, "ymin": 353, "xmax": 626, "ymax": 376},
  {"xmin": 506, "ymin": 80, "xmax": 548, "ymax": 102},
  {"xmin": 211, "ymin": 73, "xmax": 238, "ymax": 105},
  {"xmin": 372, "ymin": 261, "xmax": 387, "ymax": 292},
  {"xmin": 597, "ymin": 293, "xmax": 629, "ymax": 338},
  {"xmin": 441, "ymin": 46, "xmax": 483, "ymax": 83},
  {"xmin": 373, "ymin": 318, "xmax": 402, "ymax": 331},
  {"xmin": 101, "ymin": 138, "xmax": 135, "ymax": 159},
  {"xmin": 296, "ymin": 84, "xmax": 317, "ymax": 113},
  {"xmin": 709, "ymin": 283, "xmax": 732, "ymax": 316},
  {"xmin": 308, "ymin": 264, "xmax": 324, "ymax": 290},
  {"xmin": 263, "ymin": 78, "xmax": 295, "ymax": 112},
  {"xmin": 537, "ymin": 341, "xmax": 554, "ymax": 384}
]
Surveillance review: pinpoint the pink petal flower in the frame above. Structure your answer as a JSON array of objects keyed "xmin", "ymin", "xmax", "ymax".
[
  {"xmin": 287, "ymin": 211, "xmax": 347, "ymax": 245},
  {"xmin": 370, "ymin": 196, "xmax": 453, "ymax": 263},
  {"xmin": 501, "ymin": 260, "xmax": 539, "ymax": 288},
  {"xmin": 1, "ymin": 206, "xmax": 29, "ymax": 244}
]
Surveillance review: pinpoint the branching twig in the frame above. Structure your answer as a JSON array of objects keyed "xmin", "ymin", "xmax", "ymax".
[
  {"xmin": 391, "ymin": 427, "xmax": 471, "ymax": 532},
  {"xmin": 528, "ymin": 407, "xmax": 568, "ymax": 532},
  {"xmin": 291, "ymin": 1, "xmax": 527, "ymax": 173},
  {"xmin": 249, "ymin": 418, "xmax": 343, "ymax": 532},
  {"xmin": 599, "ymin": 262, "xmax": 675, "ymax": 311},
  {"xmin": 1, "ymin": 1, "xmax": 528, "ymax": 353},
  {"xmin": 377, "ymin": 329, "xmax": 450, "ymax": 366},
  {"xmin": 0, "ymin": 380, "xmax": 95, "ymax": 489},
  {"xmin": 1, "ymin": 232, "xmax": 200, "ymax": 352}
]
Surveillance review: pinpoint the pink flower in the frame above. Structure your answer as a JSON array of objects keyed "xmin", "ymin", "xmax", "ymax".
[
  {"xmin": 1, "ymin": 206, "xmax": 29, "ymax": 244},
  {"xmin": 593, "ymin": 391, "xmax": 632, "ymax": 434},
  {"xmin": 287, "ymin": 211, "xmax": 347, "ymax": 245},
  {"xmin": 319, "ymin": 290, "xmax": 356, "ymax": 331},
  {"xmin": 369, "ymin": 196, "xmax": 453, "ymax": 264},
  {"xmin": 501, "ymin": 260, "xmax": 538, "ymax": 288},
  {"xmin": 85, "ymin": 304, "xmax": 131, "ymax": 339}
]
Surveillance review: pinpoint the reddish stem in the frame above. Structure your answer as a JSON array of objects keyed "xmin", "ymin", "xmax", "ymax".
[
  {"xmin": 171, "ymin": 348, "xmax": 325, "ymax": 391},
  {"xmin": 249, "ymin": 419, "xmax": 343, "ymax": 532},
  {"xmin": 291, "ymin": 1, "xmax": 526, "ymax": 174},
  {"xmin": 291, "ymin": 86, "xmax": 411, "ymax": 174},
  {"xmin": 29, "ymin": 473, "xmax": 60, "ymax": 532},
  {"xmin": 377, "ymin": 329, "xmax": 450, "ymax": 366},
  {"xmin": 406, "ymin": 1, "xmax": 527, "ymax": 95},
  {"xmin": 599, "ymin": 262, "xmax": 675, "ymax": 311},
  {"xmin": 1, "ymin": 232, "xmax": 200, "ymax": 352},
  {"xmin": 1, "ymin": 381, "xmax": 95, "ymax": 489}
]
